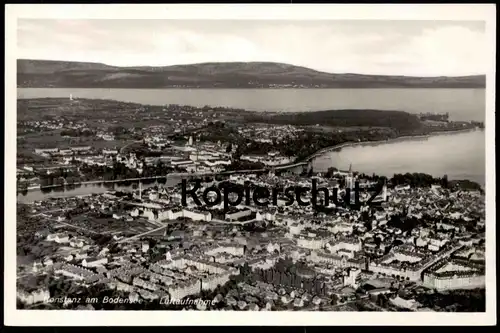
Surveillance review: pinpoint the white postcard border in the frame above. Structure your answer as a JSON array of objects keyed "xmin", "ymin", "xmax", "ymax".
[{"xmin": 4, "ymin": 4, "xmax": 497, "ymax": 326}]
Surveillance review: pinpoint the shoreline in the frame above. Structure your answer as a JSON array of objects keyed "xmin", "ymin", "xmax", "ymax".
[
  {"xmin": 304, "ymin": 127, "xmax": 482, "ymax": 161},
  {"xmin": 17, "ymin": 176, "xmax": 170, "ymax": 194},
  {"xmin": 17, "ymin": 168, "xmax": 271, "ymax": 195},
  {"xmin": 17, "ymin": 128, "xmax": 482, "ymax": 198}
]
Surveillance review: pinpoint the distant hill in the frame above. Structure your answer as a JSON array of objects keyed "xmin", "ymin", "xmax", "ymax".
[{"xmin": 17, "ymin": 59, "xmax": 486, "ymax": 89}]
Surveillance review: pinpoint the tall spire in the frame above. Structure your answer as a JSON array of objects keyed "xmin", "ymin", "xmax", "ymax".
[
  {"xmin": 195, "ymin": 146, "xmax": 198, "ymax": 173},
  {"xmin": 382, "ymin": 180, "xmax": 387, "ymax": 202}
]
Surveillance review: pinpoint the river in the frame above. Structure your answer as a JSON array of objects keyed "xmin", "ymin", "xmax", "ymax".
[
  {"xmin": 17, "ymin": 176, "xmax": 182, "ymax": 204},
  {"xmin": 16, "ymin": 88, "xmax": 486, "ymax": 202},
  {"xmin": 17, "ymin": 129, "xmax": 486, "ymax": 203}
]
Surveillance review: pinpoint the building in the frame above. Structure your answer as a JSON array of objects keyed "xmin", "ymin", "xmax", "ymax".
[
  {"xmin": 309, "ymin": 250, "xmax": 366, "ymax": 270},
  {"xmin": 422, "ymin": 258, "xmax": 485, "ymax": 291},
  {"xmin": 141, "ymin": 208, "xmax": 211, "ymax": 223},
  {"xmin": 345, "ymin": 164, "xmax": 354, "ymax": 189},
  {"xmin": 327, "ymin": 237, "xmax": 362, "ymax": 253},
  {"xmin": 343, "ymin": 268, "xmax": 362, "ymax": 288},
  {"xmin": 390, "ymin": 296, "xmax": 421, "ymax": 310},
  {"xmin": 70, "ymin": 146, "xmax": 92, "ymax": 152},
  {"xmin": 17, "ymin": 288, "xmax": 50, "ymax": 305},
  {"xmin": 225, "ymin": 209, "xmax": 253, "ymax": 221},
  {"xmin": 296, "ymin": 235, "xmax": 327, "ymax": 250},
  {"xmin": 206, "ymin": 243, "xmax": 245, "ymax": 257},
  {"xmin": 171, "ymin": 160, "xmax": 194, "ymax": 167},
  {"xmin": 168, "ymin": 279, "xmax": 202, "ymax": 300},
  {"xmin": 69, "ymin": 238, "xmax": 85, "ymax": 248},
  {"xmin": 82, "ymin": 257, "xmax": 108, "ymax": 268},
  {"xmin": 34, "ymin": 148, "xmax": 59, "ymax": 155},
  {"xmin": 46, "ymin": 233, "xmax": 70, "ymax": 244},
  {"xmin": 55, "ymin": 264, "xmax": 103, "ymax": 282}
]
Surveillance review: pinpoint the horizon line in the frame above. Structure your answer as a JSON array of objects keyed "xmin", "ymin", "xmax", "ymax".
[{"xmin": 17, "ymin": 58, "xmax": 487, "ymax": 78}]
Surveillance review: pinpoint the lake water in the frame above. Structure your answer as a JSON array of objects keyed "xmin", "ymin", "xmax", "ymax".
[
  {"xmin": 17, "ymin": 88, "xmax": 486, "ymax": 121},
  {"xmin": 16, "ymin": 88, "xmax": 486, "ymax": 202},
  {"xmin": 312, "ymin": 129, "xmax": 485, "ymax": 186}
]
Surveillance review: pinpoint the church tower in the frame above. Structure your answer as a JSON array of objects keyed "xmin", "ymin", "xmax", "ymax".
[
  {"xmin": 345, "ymin": 163, "xmax": 354, "ymax": 189},
  {"xmin": 381, "ymin": 178, "xmax": 387, "ymax": 202}
]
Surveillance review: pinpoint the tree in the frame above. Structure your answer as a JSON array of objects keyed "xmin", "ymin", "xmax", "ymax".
[
  {"xmin": 226, "ymin": 143, "xmax": 233, "ymax": 153},
  {"xmin": 441, "ymin": 174, "xmax": 449, "ymax": 188},
  {"xmin": 325, "ymin": 167, "xmax": 338, "ymax": 178},
  {"xmin": 377, "ymin": 294, "xmax": 389, "ymax": 307},
  {"xmin": 307, "ymin": 166, "xmax": 314, "ymax": 178}
]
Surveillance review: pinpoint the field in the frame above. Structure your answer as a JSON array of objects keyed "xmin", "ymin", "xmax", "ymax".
[
  {"xmin": 305, "ymin": 125, "xmax": 395, "ymax": 133},
  {"xmin": 69, "ymin": 214, "xmax": 159, "ymax": 236}
]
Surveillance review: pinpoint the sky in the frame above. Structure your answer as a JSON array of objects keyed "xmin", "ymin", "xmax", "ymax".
[{"xmin": 17, "ymin": 19, "xmax": 487, "ymax": 76}]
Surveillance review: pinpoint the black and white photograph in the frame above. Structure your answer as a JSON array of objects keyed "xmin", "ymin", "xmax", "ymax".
[{"xmin": 4, "ymin": 4, "xmax": 496, "ymax": 326}]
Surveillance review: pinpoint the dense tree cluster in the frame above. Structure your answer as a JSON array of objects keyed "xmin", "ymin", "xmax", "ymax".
[
  {"xmin": 38, "ymin": 167, "xmax": 81, "ymax": 187},
  {"xmin": 391, "ymin": 173, "xmax": 441, "ymax": 188},
  {"xmin": 60, "ymin": 129, "xmax": 94, "ymax": 137},
  {"xmin": 414, "ymin": 289, "xmax": 485, "ymax": 312},
  {"xmin": 233, "ymin": 129, "xmax": 403, "ymax": 162},
  {"xmin": 238, "ymin": 258, "xmax": 326, "ymax": 297},
  {"xmin": 245, "ymin": 109, "xmax": 423, "ymax": 131}
]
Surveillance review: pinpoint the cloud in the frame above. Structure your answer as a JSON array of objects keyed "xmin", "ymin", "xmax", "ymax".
[
  {"xmin": 402, "ymin": 26, "xmax": 488, "ymax": 75},
  {"xmin": 16, "ymin": 19, "xmax": 487, "ymax": 76}
]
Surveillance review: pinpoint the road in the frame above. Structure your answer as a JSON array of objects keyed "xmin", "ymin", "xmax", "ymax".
[
  {"xmin": 31, "ymin": 208, "xmax": 68, "ymax": 217},
  {"xmin": 27, "ymin": 160, "xmax": 310, "ymax": 194},
  {"xmin": 119, "ymin": 140, "xmax": 143, "ymax": 154},
  {"xmin": 119, "ymin": 127, "xmax": 209, "ymax": 155},
  {"xmin": 209, "ymin": 218, "xmax": 258, "ymax": 226},
  {"xmin": 169, "ymin": 162, "xmax": 308, "ymax": 178},
  {"xmin": 51, "ymin": 221, "xmax": 100, "ymax": 235},
  {"xmin": 364, "ymin": 301, "xmax": 389, "ymax": 311},
  {"xmin": 117, "ymin": 223, "xmax": 171, "ymax": 243},
  {"xmin": 33, "ymin": 175, "xmax": 169, "ymax": 192},
  {"xmin": 116, "ymin": 215, "xmax": 259, "ymax": 243}
]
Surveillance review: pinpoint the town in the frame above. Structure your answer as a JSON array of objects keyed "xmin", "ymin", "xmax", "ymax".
[
  {"xmin": 16, "ymin": 166, "xmax": 486, "ymax": 311},
  {"xmin": 16, "ymin": 97, "xmax": 485, "ymax": 312}
]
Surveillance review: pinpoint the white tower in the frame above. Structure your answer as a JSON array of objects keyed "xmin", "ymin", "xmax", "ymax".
[
  {"xmin": 381, "ymin": 182, "xmax": 387, "ymax": 202},
  {"xmin": 166, "ymin": 251, "xmax": 172, "ymax": 261},
  {"xmin": 69, "ymin": 94, "xmax": 73, "ymax": 101},
  {"xmin": 188, "ymin": 136, "xmax": 193, "ymax": 146},
  {"xmin": 345, "ymin": 163, "xmax": 354, "ymax": 189},
  {"xmin": 195, "ymin": 147, "xmax": 199, "ymax": 173}
]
